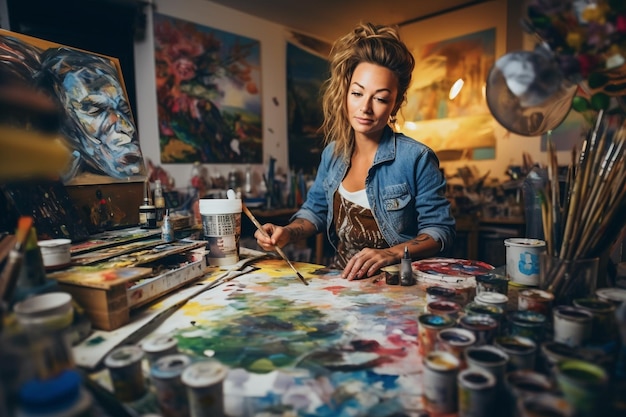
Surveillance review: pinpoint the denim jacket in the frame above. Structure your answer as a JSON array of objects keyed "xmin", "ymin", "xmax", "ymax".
[{"xmin": 292, "ymin": 126, "xmax": 456, "ymax": 254}]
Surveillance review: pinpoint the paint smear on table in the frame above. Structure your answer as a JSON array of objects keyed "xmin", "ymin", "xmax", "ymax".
[{"xmin": 153, "ymin": 259, "xmax": 427, "ymax": 416}]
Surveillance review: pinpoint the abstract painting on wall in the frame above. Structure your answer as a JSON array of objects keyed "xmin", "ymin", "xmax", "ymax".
[
  {"xmin": 153, "ymin": 14, "xmax": 262, "ymax": 164},
  {"xmin": 400, "ymin": 28, "xmax": 497, "ymax": 161},
  {"xmin": 0, "ymin": 29, "xmax": 146, "ymax": 185}
]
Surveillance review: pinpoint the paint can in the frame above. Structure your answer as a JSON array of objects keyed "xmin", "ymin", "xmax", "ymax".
[
  {"xmin": 572, "ymin": 298, "xmax": 616, "ymax": 344},
  {"xmin": 508, "ymin": 310, "xmax": 546, "ymax": 343},
  {"xmin": 426, "ymin": 300, "xmax": 462, "ymax": 319},
  {"xmin": 464, "ymin": 302, "xmax": 504, "ymax": 331},
  {"xmin": 458, "ymin": 314, "xmax": 499, "ymax": 346},
  {"xmin": 505, "ymin": 369, "xmax": 552, "ymax": 414},
  {"xmin": 494, "ymin": 335, "xmax": 537, "ymax": 371},
  {"xmin": 181, "ymin": 360, "xmax": 229, "ymax": 417},
  {"xmin": 139, "ymin": 200, "xmax": 157, "ymax": 229},
  {"xmin": 517, "ymin": 392, "xmax": 574, "ymax": 417},
  {"xmin": 199, "ymin": 198, "xmax": 242, "ymax": 266},
  {"xmin": 555, "ymin": 359, "xmax": 609, "ymax": 417},
  {"xmin": 426, "ymin": 286, "xmax": 457, "ymax": 304},
  {"xmin": 504, "ymin": 238, "xmax": 546, "ymax": 286},
  {"xmin": 552, "ymin": 305, "xmax": 593, "ymax": 347},
  {"xmin": 475, "ymin": 273, "xmax": 509, "ymax": 295},
  {"xmin": 150, "ymin": 353, "xmax": 192, "ymax": 417},
  {"xmin": 474, "ymin": 292, "xmax": 509, "ymax": 312},
  {"xmin": 417, "ymin": 313, "xmax": 455, "ymax": 357},
  {"xmin": 539, "ymin": 341, "xmax": 581, "ymax": 378},
  {"xmin": 457, "ymin": 368, "xmax": 497, "ymax": 417},
  {"xmin": 595, "ymin": 287, "xmax": 626, "ymax": 307},
  {"xmin": 422, "ymin": 351, "xmax": 460, "ymax": 415},
  {"xmin": 465, "ymin": 345, "xmax": 509, "ymax": 386},
  {"xmin": 518, "ymin": 289, "xmax": 554, "ymax": 317},
  {"xmin": 437, "ymin": 327, "xmax": 476, "ymax": 369},
  {"xmin": 104, "ymin": 345, "xmax": 146, "ymax": 402},
  {"xmin": 140, "ymin": 333, "xmax": 179, "ymax": 366}
]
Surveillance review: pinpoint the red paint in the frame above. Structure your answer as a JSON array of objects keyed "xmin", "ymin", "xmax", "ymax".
[{"xmin": 323, "ymin": 285, "xmax": 348, "ymax": 295}]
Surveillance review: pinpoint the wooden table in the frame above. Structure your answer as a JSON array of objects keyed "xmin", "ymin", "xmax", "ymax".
[{"xmin": 103, "ymin": 256, "xmax": 429, "ymax": 416}]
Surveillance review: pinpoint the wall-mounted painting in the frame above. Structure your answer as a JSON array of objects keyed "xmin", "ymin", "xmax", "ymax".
[
  {"xmin": 153, "ymin": 14, "xmax": 262, "ymax": 164},
  {"xmin": 399, "ymin": 28, "xmax": 497, "ymax": 161},
  {"xmin": 286, "ymin": 38, "xmax": 328, "ymax": 174},
  {"xmin": 0, "ymin": 29, "xmax": 146, "ymax": 185}
]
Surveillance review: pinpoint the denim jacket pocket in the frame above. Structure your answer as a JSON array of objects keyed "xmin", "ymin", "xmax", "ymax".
[{"xmin": 381, "ymin": 184, "xmax": 412, "ymax": 230}]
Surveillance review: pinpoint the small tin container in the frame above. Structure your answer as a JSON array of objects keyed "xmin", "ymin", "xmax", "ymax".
[
  {"xmin": 552, "ymin": 305, "xmax": 593, "ymax": 347},
  {"xmin": 437, "ymin": 327, "xmax": 476, "ymax": 369},
  {"xmin": 505, "ymin": 370, "xmax": 553, "ymax": 416},
  {"xmin": 465, "ymin": 302, "xmax": 504, "ymax": 330},
  {"xmin": 418, "ymin": 313, "xmax": 455, "ymax": 357},
  {"xmin": 104, "ymin": 345, "xmax": 146, "ymax": 402},
  {"xmin": 539, "ymin": 341, "xmax": 581, "ymax": 377},
  {"xmin": 465, "ymin": 345, "xmax": 509, "ymax": 386},
  {"xmin": 181, "ymin": 360, "xmax": 229, "ymax": 417},
  {"xmin": 494, "ymin": 335, "xmax": 537, "ymax": 371},
  {"xmin": 426, "ymin": 286, "xmax": 457, "ymax": 304},
  {"xmin": 517, "ymin": 392, "xmax": 574, "ymax": 417},
  {"xmin": 457, "ymin": 368, "xmax": 497, "ymax": 417},
  {"xmin": 423, "ymin": 351, "xmax": 460, "ymax": 415},
  {"xmin": 458, "ymin": 314, "xmax": 499, "ymax": 346},
  {"xmin": 141, "ymin": 333, "xmax": 179, "ymax": 366},
  {"xmin": 572, "ymin": 298, "xmax": 616, "ymax": 344},
  {"xmin": 595, "ymin": 287, "xmax": 626, "ymax": 306},
  {"xmin": 475, "ymin": 273, "xmax": 509, "ymax": 295},
  {"xmin": 427, "ymin": 300, "xmax": 462, "ymax": 319},
  {"xmin": 508, "ymin": 310, "xmax": 546, "ymax": 343},
  {"xmin": 151, "ymin": 353, "xmax": 192, "ymax": 417},
  {"xmin": 518, "ymin": 289, "xmax": 554, "ymax": 317},
  {"xmin": 474, "ymin": 292, "xmax": 509, "ymax": 312}
]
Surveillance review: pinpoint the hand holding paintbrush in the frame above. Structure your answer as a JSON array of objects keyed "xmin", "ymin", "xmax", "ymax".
[
  {"xmin": 240, "ymin": 203, "xmax": 309, "ymax": 286},
  {"xmin": 0, "ymin": 216, "xmax": 33, "ymax": 303}
]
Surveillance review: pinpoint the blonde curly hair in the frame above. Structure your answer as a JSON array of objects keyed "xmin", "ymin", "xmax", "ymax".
[{"xmin": 320, "ymin": 22, "xmax": 415, "ymax": 161}]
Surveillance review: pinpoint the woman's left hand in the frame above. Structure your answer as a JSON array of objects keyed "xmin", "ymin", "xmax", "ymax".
[{"xmin": 342, "ymin": 248, "xmax": 399, "ymax": 280}]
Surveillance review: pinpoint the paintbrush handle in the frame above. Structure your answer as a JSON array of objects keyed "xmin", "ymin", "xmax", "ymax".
[{"xmin": 242, "ymin": 204, "xmax": 308, "ymax": 285}]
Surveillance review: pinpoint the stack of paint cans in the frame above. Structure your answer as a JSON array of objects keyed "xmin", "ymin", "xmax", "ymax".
[{"xmin": 418, "ymin": 269, "xmax": 625, "ymax": 417}]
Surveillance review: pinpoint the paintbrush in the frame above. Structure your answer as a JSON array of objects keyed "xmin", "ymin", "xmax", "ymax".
[
  {"xmin": 0, "ymin": 216, "xmax": 33, "ymax": 303},
  {"xmin": 241, "ymin": 203, "xmax": 309, "ymax": 286}
]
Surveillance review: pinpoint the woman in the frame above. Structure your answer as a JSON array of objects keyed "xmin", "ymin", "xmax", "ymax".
[{"xmin": 255, "ymin": 23, "xmax": 455, "ymax": 280}]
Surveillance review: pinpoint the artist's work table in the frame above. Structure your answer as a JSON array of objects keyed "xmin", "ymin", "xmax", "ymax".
[{"xmin": 76, "ymin": 251, "xmax": 434, "ymax": 416}]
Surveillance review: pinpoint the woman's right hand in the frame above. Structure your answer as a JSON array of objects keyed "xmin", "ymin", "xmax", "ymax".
[{"xmin": 254, "ymin": 223, "xmax": 291, "ymax": 250}]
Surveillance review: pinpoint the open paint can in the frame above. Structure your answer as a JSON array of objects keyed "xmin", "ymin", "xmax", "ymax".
[
  {"xmin": 181, "ymin": 360, "xmax": 229, "ymax": 417},
  {"xmin": 199, "ymin": 198, "xmax": 242, "ymax": 266}
]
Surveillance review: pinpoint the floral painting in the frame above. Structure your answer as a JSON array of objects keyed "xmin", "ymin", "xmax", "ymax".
[{"xmin": 153, "ymin": 14, "xmax": 262, "ymax": 163}]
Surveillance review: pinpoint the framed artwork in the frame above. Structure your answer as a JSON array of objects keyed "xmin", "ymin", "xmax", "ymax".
[
  {"xmin": 286, "ymin": 40, "xmax": 328, "ymax": 174},
  {"xmin": 0, "ymin": 29, "xmax": 147, "ymax": 185},
  {"xmin": 400, "ymin": 28, "xmax": 497, "ymax": 161},
  {"xmin": 153, "ymin": 13, "xmax": 262, "ymax": 164}
]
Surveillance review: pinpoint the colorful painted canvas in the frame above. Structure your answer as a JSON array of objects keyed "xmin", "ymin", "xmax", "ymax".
[
  {"xmin": 153, "ymin": 14, "xmax": 262, "ymax": 164},
  {"xmin": 0, "ymin": 29, "xmax": 146, "ymax": 184},
  {"xmin": 401, "ymin": 28, "xmax": 497, "ymax": 161},
  {"xmin": 151, "ymin": 259, "xmax": 428, "ymax": 415}
]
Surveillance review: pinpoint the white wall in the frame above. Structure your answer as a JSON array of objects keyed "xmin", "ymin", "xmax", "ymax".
[{"xmin": 134, "ymin": 0, "xmax": 289, "ymax": 190}]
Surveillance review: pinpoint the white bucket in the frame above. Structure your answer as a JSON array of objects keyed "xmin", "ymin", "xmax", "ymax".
[
  {"xmin": 505, "ymin": 238, "xmax": 546, "ymax": 286},
  {"xmin": 199, "ymin": 198, "xmax": 242, "ymax": 266}
]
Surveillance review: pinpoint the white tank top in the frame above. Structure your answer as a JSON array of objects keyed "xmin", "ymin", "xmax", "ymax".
[{"xmin": 338, "ymin": 183, "xmax": 370, "ymax": 209}]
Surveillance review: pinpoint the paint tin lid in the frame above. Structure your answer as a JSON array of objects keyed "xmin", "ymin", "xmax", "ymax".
[
  {"xmin": 141, "ymin": 334, "xmax": 178, "ymax": 354},
  {"xmin": 104, "ymin": 345, "xmax": 144, "ymax": 369},
  {"xmin": 151, "ymin": 354, "xmax": 192, "ymax": 380},
  {"xmin": 458, "ymin": 368, "xmax": 496, "ymax": 390},
  {"xmin": 475, "ymin": 292, "xmax": 509, "ymax": 306},
  {"xmin": 595, "ymin": 287, "xmax": 626, "ymax": 305},
  {"xmin": 181, "ymin": 360, "xmax": 229, "ymax": 388}
]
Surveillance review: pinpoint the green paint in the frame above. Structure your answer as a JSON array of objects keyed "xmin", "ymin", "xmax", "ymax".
[{"xmin": 86, "ymin": 335, "xmax": 106, "ymax": 345}]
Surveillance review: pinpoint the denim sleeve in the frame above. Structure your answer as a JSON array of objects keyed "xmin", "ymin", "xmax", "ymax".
[
  {"xmin": 414, "ymin": 150, "xmax": 456, "ymax": 251},
  {"xmin": 290, "ymin": 143, "xmax": 334, "ymax": 232}
]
